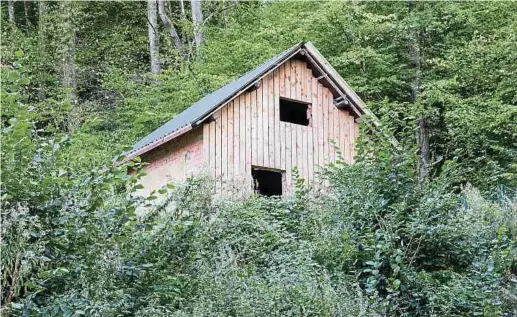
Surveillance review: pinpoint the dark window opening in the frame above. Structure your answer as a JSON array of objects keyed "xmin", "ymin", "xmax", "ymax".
[
  {"xmin": 252, "ymin": 168, "xmax": 283, "ymax": 197},
  {"xmin": 280, "ymin": 98, "xmax": 310, "ymax": 126}
]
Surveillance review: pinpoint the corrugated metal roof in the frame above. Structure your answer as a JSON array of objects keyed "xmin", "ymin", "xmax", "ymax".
[{"xmin": 128, "ymin": 42, "xmax": 304, "ymax": 157}]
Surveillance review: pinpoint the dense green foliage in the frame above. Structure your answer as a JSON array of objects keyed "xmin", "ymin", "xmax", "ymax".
[{"xmin": 1, "ymin": 1, "xmax": 516, "ymax": 316}]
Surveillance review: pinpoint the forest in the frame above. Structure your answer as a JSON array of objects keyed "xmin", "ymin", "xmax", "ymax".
[{"xmin": 1, "ymin": 1, "xmax": 516, "ymax": 316}]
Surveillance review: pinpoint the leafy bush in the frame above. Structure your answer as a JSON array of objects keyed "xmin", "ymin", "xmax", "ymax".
[
  {"xmin": 2, "ymin": 79, "xmax": 515, "ymax": 315},
  {"xmin": 2, "ymin": 2, "xmax": 517, "ymax": 316}
]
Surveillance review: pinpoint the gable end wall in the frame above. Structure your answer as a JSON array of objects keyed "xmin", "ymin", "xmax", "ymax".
[
  {"xmin": 137, "ymin": 128, "xmax": 205, "ymax": 196},
  {"xmin": 203, "ymin": 58, "xmax": 359, "ymax": 194}
]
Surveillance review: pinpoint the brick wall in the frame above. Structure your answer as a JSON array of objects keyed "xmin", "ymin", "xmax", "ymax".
[{"xmin": 136, "ymin": 127, "xmax": 205, "ymax": 196}]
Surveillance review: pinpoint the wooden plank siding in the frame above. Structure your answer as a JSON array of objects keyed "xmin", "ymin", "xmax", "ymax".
[{"xmin": 203, "ymin": 58, "xmax": 359, "ymax": 195}]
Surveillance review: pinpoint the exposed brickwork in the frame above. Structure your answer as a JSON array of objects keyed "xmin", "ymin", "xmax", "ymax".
[{"xmin": 136, "ymin": 128, "xmax": 205, "ymax": 196}]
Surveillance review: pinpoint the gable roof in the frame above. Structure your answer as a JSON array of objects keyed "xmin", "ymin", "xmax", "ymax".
[{"xmin": 119, "ymin": 42, "xmax": 368, "ymax": 164}]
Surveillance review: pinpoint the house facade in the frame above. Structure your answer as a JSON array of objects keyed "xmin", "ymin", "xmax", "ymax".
[{"xmin": 122, "ymin": 42, "xmax": 368, "ymax": 196}]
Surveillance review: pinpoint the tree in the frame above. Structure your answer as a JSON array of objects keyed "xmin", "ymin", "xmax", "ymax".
[
  {"xmin": 158, "ymin": 0, "xmax": 183, "ymax": 52},
  {"xmin": 147, "ymin": 0, "xmax": 161, "ymax": 74},
  {"xmin": 191, "ymin": 0, "xmax": 203, "ymax": 56},
  {"xmin": 407, "ymin": 2, "xmax": 429, "ymax": 185},
  {"xmin": 23, "ymin": 0, "xmax": 30, "ymax": 26},
  {"xmin": 61, "ymin": 1, "xmax": 77, "ymax": 102},
  {"xmin": 7, "ymin": 0, "xmax": 14, "ymax": 23},
  {"xmin": 179, "ymin": 0, "xmax": 186, "ymax": 20},
  {"xmin": 37, "ymin": 0, "xmax": 46, "ymax": 100}
]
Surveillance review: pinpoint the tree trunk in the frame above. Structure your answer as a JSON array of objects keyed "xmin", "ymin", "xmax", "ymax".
[
  {"xmin": 408, "ymin": 2, "xmax": 429, "ymax": 185},
  {"xmin": 7, "ymin": 0, "xmax": 15, "ymax": 23},
  {"xmin": 179, "ymin": 0, "xmax": 186, "ymax": 20},
  {"xmin": 191, "ymin": 0, "xmax": 204, "ymax": 57},
  {"xmin": 38, "ymin": 0, "xmax": 46, "ymax": 100},
  {"xmin": 24, "ymin": 1, "xmax": 30, "ymax": 26},
  {"xmin": 148, "ymin": 0, "xmax": 161, "ymax": 74},
  {"xmin": 415, "ymin": 117, "xmax": 430, "ymax": 184},
  {"xmin": 62, "ymin": 1, "xmax": 76, "ymax": 102},
  {"xmin": 222, "ymin": 0, "xmax": 228, "ymax": 28},
  {"xmin": 158, "ymin": 0, "xmax": 183, "ymax": 52}
]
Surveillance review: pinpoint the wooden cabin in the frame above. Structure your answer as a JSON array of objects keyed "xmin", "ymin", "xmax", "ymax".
[{"xmin": 122, "ymin": 42, "xmax": 367, "ymax": 196}]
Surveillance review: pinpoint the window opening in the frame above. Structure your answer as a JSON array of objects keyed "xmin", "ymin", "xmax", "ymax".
[
  {"xmin": 252, "ymin": 168, "xmax": 283, "ymax": 197},
  {"xmin": 279, "ymin": 98, "xmax": 310, "ymax": 126}
]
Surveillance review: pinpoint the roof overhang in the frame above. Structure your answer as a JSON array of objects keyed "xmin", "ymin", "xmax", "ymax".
[{"xmin": 117, "ymin": 124, "xmax": 193, "ymax": 165}]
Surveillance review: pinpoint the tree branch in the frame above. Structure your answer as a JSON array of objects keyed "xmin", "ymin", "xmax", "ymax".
[{"xmin": 158, "ymin": 0, "xmax": 183, "ymax": 52}]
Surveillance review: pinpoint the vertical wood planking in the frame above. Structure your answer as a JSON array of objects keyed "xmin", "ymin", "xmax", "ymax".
[
  {"xmin": 296, "ymin": 125, "xmax": 303, "ymax": 178},
  {"xmin": 267, "ymin": 74, "xmax": 275, "ymax": 169},
  {"xmin": 322, "ymin": 89, "xmax": 329, "ymax": 165},
  {"xmin": 203, "ymin": 124, "xmax": 209, "ymax": 168},
  {"xmin": 227, "ymin": 102, "xmax": 234, "ymax": 181},
  {"xmin": 210, "ymin": 121, "xmax": 216, "ymax": 179},
  {"xmin": 327, "ymin": 93, "xmax": 335, "ymax": 162},
  {"xmin": 289, "ymin": 60, "xmax": 295, "ymax": 99},
  {"xmin": 239, "ymin": 95, "xmax": 246, "ymax": 180},
  {"xmin": 290, "ymin": 61, "xmax": 298, "ymax": 177},
  {"xmin": 300, "ymin": 66, "xmax": 306, "ymax": 179},
  {"xmin": 344, "ymin": 114, "xmax": 350, "ymax": 164},
  {"xmin": 290, "ymin": 60, "xmax": 296, "ymax": 102},
  {"xmin": 279, "ymin": 65, "xmax": 286, "ymax": 171},
  {"xmin": 339, "ymin": 111, "xmax": 347, "ymax": 163},
  {"xmin": 215, "ymin": 109, "xmax": 222, "ymax": 192},
  {"xmin": 301, "ymin": 126, "xmax": 307, "ymax": 179},
  {"xmin": 297, "ymin": 60, "xmax": 304, "ymax": 101},
  {"xmin": 350, "ymin": 116, "xmax": 359, "ymax": 163},
  {"xmin": 284, "ymin": 61, "xmax": 291, "ymax": 192},
  {"xmin": 311, "ymin": 77, "xmax": 319, "ymax": 169},
  {"xmin": 300, "ymin": 61, "xmax": 306, "ymax": 102},
  {"xmin": 221, "ymin": 105, "xmax": 228, "ymax": 189},
  {"xmin": 256, "ymin": 83, "xmax": 263, "ymax": 166},
  {"xmin": 285, "ymin": 123, "xmax": 292, "ymax": 193},
  {"xmin": 233, "ymin": 96, "xmax": 240, "ymax": 177},
  {"xmin": 328, "ymin": 90, "xmax": 334, "ymax": 163},
  {"xmin": 280, "ymin": 122, "xmax": 285, "ymax": 172},
  {"xmin": 350, "ymin": 117, "xmax": 356, "ymax": 163},
  {"xmin": 291, "ymin": 121, "xmax": 297, "ymax": 177},
  {"xmin": 306, "ymin": 64, "xmax": 312, "ymax": 103},
  {"xmin": 251, "ymin": 86, "xmax": 258, "ymax": 166},
  {"xmin": 306, "ymin": 68, "xmax": 313, "ymax": 181},
  {"xmin": 333, "ymin": 102, "xmax": 340, "ymax": 163},
  {"xmin": 345, "ymin": 114, "xmax": 351, "ymax": 164},
  {"xmin": 308, "ymin": 128, "xmax": 314, "ymax": 181},
  {"xmin": 274, "ymin": 69, "xmax": 281, "ymax": 169},
  {"xmin": 279, "ymin": 63, "xmax": 285, "ymax": 97},
  {"xmin": 245, "ymin": 92, "xmax": 252, "ymax": 185},
  {"xmin": 317, "ymin": 82, "xmax": 324, "ymax": 167},
  {"xmin": 284, "ymin": 60, "xmax": 291, "ymax": 99},
  {"xmin": 263, "ymin": 76, "xmax": 270, "ymax": 167}
]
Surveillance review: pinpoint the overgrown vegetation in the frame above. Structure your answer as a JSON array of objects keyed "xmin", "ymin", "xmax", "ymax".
[{"xmin": 1, "ymin": 1, "xmax": 516, "ymax": 316}]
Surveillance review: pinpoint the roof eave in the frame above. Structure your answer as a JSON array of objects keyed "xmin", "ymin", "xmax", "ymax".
[
  {"xmin": 115, "ymin": 124, "xmax": 193, "ymax": 166},
  {"xmin": 303, "ymin": 42, "xmax": 366, "ymax": 117}
]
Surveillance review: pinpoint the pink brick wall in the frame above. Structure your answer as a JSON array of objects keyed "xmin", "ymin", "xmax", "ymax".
[{"xmin": 136, "ymin": 128, "xmax": 205, "ymax": 195}]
